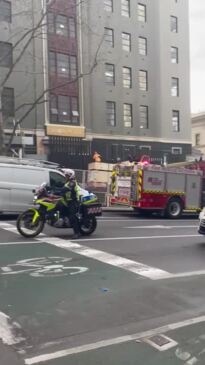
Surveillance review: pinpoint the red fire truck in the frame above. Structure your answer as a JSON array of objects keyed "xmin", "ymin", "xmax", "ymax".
[{"xmin": 110, "ymin": 158, "xmax": 205, "ymax": 218}]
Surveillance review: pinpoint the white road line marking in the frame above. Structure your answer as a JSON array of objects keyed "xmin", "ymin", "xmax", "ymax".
[
  {"xmin": 2, "ymin": 227, "xmax": 18, "ymax": 231},
  {"xmin": 0, "ymin": 311, "xmax": 25, "ymax": 346},
  {"xmin": 0, "ymin": 222, "xmax": 46, "ymax": 236},
  {"xmin": 167, "ymin": 270, "xmax": 205, "ymax": 279},
  {"xmin": 37, "ymin": 237, "xmax": 171, "ymax": 280},
  {"xmin": 98, "ymin": 218, "xmax": 136, "ymax": 222},
  {"xmin": 98, "ymin": 220, "xmax": 198, "ymax": 224},
  {"xmin": 0, "ymin": 241, "xmax": 37, "ymax": 245},
  {"xmin": 76, "ymin": 234, "xmax": 200, "ymax": 242},
  {"xmin": 0, "ymin": 222, "xmax": 13, "ymax": 227},
  {"xmin": 124, "ymin": 225, "xmax": 198, "ymax": 229},
  {"xmin": 24, "ymin": 315, "xmax": 205, "ymax": 364}
]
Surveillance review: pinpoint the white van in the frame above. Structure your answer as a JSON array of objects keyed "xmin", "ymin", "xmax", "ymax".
[{"xmin": 0, "ymin": 158, "xmax": 66, "ymax": 214}]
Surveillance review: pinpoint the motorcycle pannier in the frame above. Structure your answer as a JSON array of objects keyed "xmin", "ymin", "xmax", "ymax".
[{"xmin": 82, "ymin": 203, "xmax": 102, "ymax": 216}]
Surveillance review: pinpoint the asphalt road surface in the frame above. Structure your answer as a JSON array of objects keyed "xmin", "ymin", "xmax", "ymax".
[{"xmin": 1, "ymin": 212, "xmax": 205, "ymax": 364}]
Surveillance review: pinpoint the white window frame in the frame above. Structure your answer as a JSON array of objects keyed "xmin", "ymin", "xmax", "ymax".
[
  {"xmin": 104, "ymin": 0, "xmax": 113, "ymax": 12},
  {"xmin": 104, "ymin": 27, "xmax": 114, "ymax": 47},
  {"xmin": 138, "ymin": 3, "xmax": 146, "ymax": 22},
  {"xmin": 171, "ymin": 46, "xmax": 178, "ymax": 64},
  {"xmin": 105, "ymin": 63, "xmax": 115, "ymax": 86},
  {"xmin": 122, "ymin": 32, "xmax": 131, "ymax": 52},
  {"xmin": 139, "ymin": 145, "xmax": 151, "ymax": 151},
  {"xmin": 171, "ymin": 147, "xmax": 182, "ymax": 155},
  {"xmin": 122, "ymin": 67, "xmax": 132, "ymax": 88},
  {"xmin": 121, "ymin": 0, "xmax": 130, "ymax": 17},
  {"xmin": 171, "ymin": 77, "xmax": 179, "ymax": 97},
  {"xmin": 123, "ymin": 103, "xmax": 132, "ymax": 128},
  {"xmin": 139, "ymin": 105, "xmax": 148, "ymax": 129},
  {"xmin": 139, "ymin": 70, "xmax": 148, "ymax": 91},
  {"xmin": 138, "ymin": 36, "xmax": 147, "ymax": 56},
  {"xmin": 171, "ymin": 15, "xmax": 178, "ymax": 33}
]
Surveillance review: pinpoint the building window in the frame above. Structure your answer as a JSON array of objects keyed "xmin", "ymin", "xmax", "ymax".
[
  {"xmin": 49, "ymin": 52, "xmax": 77, "ymax": 79},
  {"xmin": 123, "ymin": 103, "xmax": 132, "ymax": 127},
  {"xmin": 104, "ymin": 0, "xmax": 113, "ymax": 12},
  {"xmin": 48, "ymin": 12, "xmax": 55, "ymax": 33},
  {"xmin": 138, "ymin": 3, "xmax": 146, "ymax": 22},
  {"xmin": 68, "ymin": 17, "xmax": 76, "ymax": 38},
  {"xmin": 172, "ymin": 147, "xmax": 182, "ymax": 155},
  {"xmin": 57, "ymin": 53, "xmax": 69, "ymax": 77},
  {"xmin": 139, "ymin": 70, "xmax": 148, "ymax": 91},
  {"xmin": 171, "ymin": 16, "xmax": 178, "ymax": 32},
  {"xmin": 49, "ymin": 51, "xmax": 56, "ymax": 73},
  {"xmin": 122, "ymin": 67, "xmax": 132, "ymax": 88},
  {"xmin": 2, "ymin": 87, "xmax": 14, "ymax": 117},
  {"xmin": 138, "ymin": 36, "xmax": 147, "ymax": 55},
  {"xmin": 104, "ymin": 27, "xmax": 114, "ymax": 47},
  {"xmin": 0, "ymin": 0, "xmax": 11, "ymax": 23},
  {"xmin": 139, "ymin": 105, "xmax": 148, "ymax": 129},
  {"xmin": 0, "ymin": 42, "xmax": 12, "ymax": 67},
  {"xmin": 50, "ymin": 94, "xmax": 79, "ymax": 125},
  {"xmin": 122, "ymin": 32, "xmax": 131, "ymax": 52},
  {"xmin": 105, "ymin": 63, "xmax": 115, "ymax": 85},
  {"xmin": 171, "ymin": 46, "xmax": 178, "ymax": 63},
  {"xmin": 121, "ymin": 0, "xmax": 130, "ymax": 17},
  {"xmin": 58, "ymin": 95, "xmax": 71, "ymax": 122},
  {"xmin": 171, "ymin": 77, "xmax": 179, "ymax": 96},
  {"xmin": 172, "ymin": 110, "xmax": 180, "ymax": 132},
  {"xmin": 106, "ymin": 101, "xmax": 116, "ymax": 127},
  {"xmin": 48, "ymin": 13, "xmax": 76, "ymax": 38},
  {"xmin": 111, "ymin": 144, "xmax": 119, "ymax": 161},
  {"xmin": 70, "ymin": 56, "xmax": 77, "ymax": 79},
  {"xmin": 195, "ymin": 133, "xmax": 200, "ymax": 146},
  {"xmin": 56, "ymin": 15, "xmax": 68, "ymax": 37},
  {"xmin": 139, "ymin": 145, "xmax": 151, "ymax": 151}
]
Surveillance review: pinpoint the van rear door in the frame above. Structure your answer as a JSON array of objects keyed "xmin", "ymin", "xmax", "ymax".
[
  {"xmin": 10, "ymin": 167, "xmax": 48, "ymax": 212},
  {"xmin": 0, "ymin": 166, "xmax": 11, "ymax": 212}
]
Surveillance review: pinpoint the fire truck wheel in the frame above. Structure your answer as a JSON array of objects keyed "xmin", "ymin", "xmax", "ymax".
[{"xmin": 166, "ymin": 198, "xmax": 183, "ymax": 219}]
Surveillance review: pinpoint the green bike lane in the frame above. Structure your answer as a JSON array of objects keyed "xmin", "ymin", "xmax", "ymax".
[
  {"xmin": 2, "ymin": 225, "xmax": 205, "ymax": 364},
  {"xmin": 0, "ymin": 239, "xmax": 147, "ymax": 353}
]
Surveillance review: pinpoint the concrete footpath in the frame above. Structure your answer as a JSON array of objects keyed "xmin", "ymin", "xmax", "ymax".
[
  {"xmin": 0, "ymin": 343, "xmax": 24, "ymax": 365},
  {"xmin": 33, "ymin": 320, "xmax": 205, "ymax": 365},
  {"xmin": 102, "ymin": 206, "xmax": 133, "ymax": 213}
]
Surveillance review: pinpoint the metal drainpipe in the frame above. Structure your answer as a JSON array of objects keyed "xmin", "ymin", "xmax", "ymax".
[
  {"xmin": 41, "ymin": 0, "xmax": 49, "ymax": 126},
  {"xmin": 78, "ymin": 0, "xmax": 85, "ymax": 127}
]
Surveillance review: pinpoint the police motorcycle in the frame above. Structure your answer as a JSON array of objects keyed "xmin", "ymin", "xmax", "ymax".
[{"xmin": 16, "ymin": 182, "xmax": 102, "ymax": 238}]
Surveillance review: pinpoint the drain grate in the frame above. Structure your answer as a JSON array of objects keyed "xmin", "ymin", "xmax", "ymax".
[{"xmin": 142, "ymin": 334, "xmax": 178, "ymax": 351}]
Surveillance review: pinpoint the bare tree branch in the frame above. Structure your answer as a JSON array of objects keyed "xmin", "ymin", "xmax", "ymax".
[{"xmin": 5, "ymin": 34, "xmax": 103, "ymax": 154}]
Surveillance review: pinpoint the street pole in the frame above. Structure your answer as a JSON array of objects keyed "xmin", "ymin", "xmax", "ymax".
[{"xmin": 0, "ymin": 92, "xmax": 5, "ymax": 155}]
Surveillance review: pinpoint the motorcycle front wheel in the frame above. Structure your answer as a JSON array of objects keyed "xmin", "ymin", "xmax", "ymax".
[
  {"xmin": 79, "ymin": 216, "xmax": 97, "ymax": 236},
  {"xmin": 16, "ymin": 210, "xmax": 45, "ymax": 238}
]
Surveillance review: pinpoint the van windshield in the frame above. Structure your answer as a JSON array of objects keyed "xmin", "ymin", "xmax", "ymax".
[{"xmin": 49, "ymin": 171, "xmax": 65, "ymax": 188}]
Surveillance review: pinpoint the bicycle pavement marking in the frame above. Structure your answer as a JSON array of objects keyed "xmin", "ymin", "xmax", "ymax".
[{"xmin": 0, "ymin": 222, "xmax": 204, "ymax": 280}]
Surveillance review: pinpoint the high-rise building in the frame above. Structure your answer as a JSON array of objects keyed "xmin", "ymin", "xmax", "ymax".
[{"xmin": 0, "ymin": 0, "xmax": 191, "ymax": 168}]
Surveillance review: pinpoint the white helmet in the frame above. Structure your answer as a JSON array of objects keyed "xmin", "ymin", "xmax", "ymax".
[{"xmin": 63, "ymin": 168, "xmax": 75, "ymax": 179}]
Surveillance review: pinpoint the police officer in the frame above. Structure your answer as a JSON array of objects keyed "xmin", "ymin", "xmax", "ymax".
[{"xmin": 57, "ymin": 169, "xmax": 81, "ymax": 239}]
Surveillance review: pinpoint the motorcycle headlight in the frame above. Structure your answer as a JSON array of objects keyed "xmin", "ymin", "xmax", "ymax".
[{"xmin": 33, "ymin": 195, "xmax": 38, "ymax": 203}]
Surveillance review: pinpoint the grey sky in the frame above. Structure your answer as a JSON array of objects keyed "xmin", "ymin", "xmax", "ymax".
[{"xmin": 190, "ymin": 0, "xmax": 205, "ymax": 113}]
